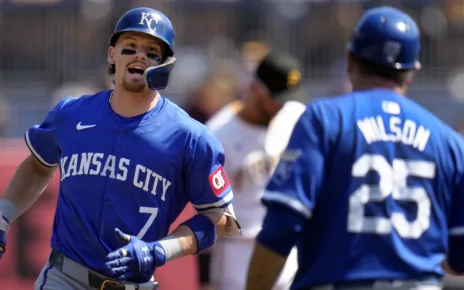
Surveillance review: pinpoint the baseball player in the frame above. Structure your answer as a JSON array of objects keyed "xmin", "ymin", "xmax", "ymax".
[
  {"xmin": 246, "ymin": 6, "xmax": 464, "ymax": 290},
  {"xmin": 0, "ymin": 7, "xmax": 240, "ymax": 290},
  {"xmin": 200, "ymin": 51, "xmax": 308, "ymax": 290}
]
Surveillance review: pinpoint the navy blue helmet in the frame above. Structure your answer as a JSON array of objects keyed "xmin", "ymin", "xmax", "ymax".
[
  {"xmin": 348, "ymin": 6, "xmax": 420, "ymax": 70},
  {"xmin": 110, "ymin": 7, "xmax": 174, "ymax": 58}
]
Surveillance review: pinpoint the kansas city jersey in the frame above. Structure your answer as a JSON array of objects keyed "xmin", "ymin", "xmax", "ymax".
[
  {"xmin": 263, "ymin": 88, "xmax": 464, "ymax": 288},
  {"xmin": 25, "ymin": 90, "xmax": 234, "ymax": 272}
]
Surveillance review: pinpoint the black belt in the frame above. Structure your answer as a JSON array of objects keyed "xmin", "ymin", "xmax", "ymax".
[{"xmin": 49, "ymin": 250, "xmax": 138, "ymax": 290}]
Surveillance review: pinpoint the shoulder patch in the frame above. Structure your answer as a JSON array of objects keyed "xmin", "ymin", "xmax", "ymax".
[{"xmin": 208, "ymin": 165, "xmax": 231, "ymax": 196}]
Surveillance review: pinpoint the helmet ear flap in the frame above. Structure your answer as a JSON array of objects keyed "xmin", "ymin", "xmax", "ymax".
[{"xmin": 144, "ymin": 57, "xmax": 177, "ymax": 91}]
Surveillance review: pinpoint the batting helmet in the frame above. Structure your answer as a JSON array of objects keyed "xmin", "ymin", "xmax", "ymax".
[
  {"xmin": 347, "ymin": 6, "xmax": 420, "ymax": 70},
  {"xmin": 110, "ymin": 7, "xmax": 176, "ymax": 90}
]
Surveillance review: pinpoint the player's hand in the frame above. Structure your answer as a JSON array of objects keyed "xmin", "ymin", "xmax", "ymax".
[
  {"xmin": 0, "ymin": 214, "xmax": 10, "ymax": 259},
  {"xmin": 104, "ymin": 228, "xmax": 166, "ymax": 283}
]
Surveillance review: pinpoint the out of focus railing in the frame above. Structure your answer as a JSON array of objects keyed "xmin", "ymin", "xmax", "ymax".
[
  {"xmin": 1, "ymin": 0, "xmax": 464, "ymax": 135},
  {"xmin": 1, "ymin": 1, "xmax": 463, "ymax": 79}
]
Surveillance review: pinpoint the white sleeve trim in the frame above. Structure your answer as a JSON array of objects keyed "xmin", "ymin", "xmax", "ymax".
[
  {"xmin": 25, "ymin": 129, "xmax": 58, "ymax": 167},
  {"xmin": 450, "ymin": 226, "xmax": 464, "ymax": 236},
  {"xmin": 192, "ymin": 190, "xmax": 234, "ymax": 210},
  {"xmin": 262, "ymin": 190, "xmax": 312, "ymax": 220}
]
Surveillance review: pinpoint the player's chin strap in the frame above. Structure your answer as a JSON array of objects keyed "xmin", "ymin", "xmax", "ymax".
[{"xmin": 144, "ymin": 57, "xmax": 177, "ymax": 91}]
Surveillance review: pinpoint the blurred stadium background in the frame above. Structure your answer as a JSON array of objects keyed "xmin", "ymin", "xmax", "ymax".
[{"xmin": 1, "ymin": 0, "xmax": 464, "ymax": 289}]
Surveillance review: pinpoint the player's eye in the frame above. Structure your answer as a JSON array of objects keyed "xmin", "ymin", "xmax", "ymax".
[{"xmin": 147, "ymin": 54, "xmax": 161, "ymax": 63}]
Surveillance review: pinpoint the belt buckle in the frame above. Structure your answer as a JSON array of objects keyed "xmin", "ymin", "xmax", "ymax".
[{"xmin": 101, "ymin": 279, "xmax": 122, "ymax": 290}]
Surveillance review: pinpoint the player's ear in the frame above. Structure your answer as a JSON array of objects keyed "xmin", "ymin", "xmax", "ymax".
[
  {"xmin": 346, "ymin": 52, "xmax": 356, "ymax": 74},
  {"xmin": 414, "ymin": 60, "xmax": 421, "ymax": 72},
  {"xmin": 108, "ymin": 46, "xmax": 116, "ymax": 66},
  {"xmin": 252, "ymin": 80, "xmax": 271, "ymax": 100},
  {"xmin": 404, "ymin": 61, "xmax": 421, "ymax": 86}
]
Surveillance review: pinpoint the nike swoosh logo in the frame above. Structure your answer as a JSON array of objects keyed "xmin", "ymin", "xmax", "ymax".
[{"xmin": 76, "ymin": 122, "xmax": 96, "ymax": 130}]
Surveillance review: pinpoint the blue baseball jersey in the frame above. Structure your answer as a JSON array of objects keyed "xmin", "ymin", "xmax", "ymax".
[
  {"xmin": 263, "ymin": 88, "xmax": 464, "ymax": 288},
  {"xmin": 25, "ymin": 90, "xmax": 234, "ymax": 272}
]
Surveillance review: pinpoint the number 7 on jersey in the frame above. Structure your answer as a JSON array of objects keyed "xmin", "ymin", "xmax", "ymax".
[{"xmin": 137, "ymin": 206, "xmax": 159, "ymax": 239}]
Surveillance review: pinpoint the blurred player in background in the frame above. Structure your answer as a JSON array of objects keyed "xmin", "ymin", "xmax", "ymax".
[
  {"xmin": 199, "ymin": 50, "xmax": 309, "ymax": 290},
  {"xmin": 196, "ymin": 41, "xmax": 270, "ymax": 290},
  {"xmin": 0, "ymin": 7, "xmax": 240, "ymax": 290},
  {"xmin": 247, "ymin": 6, "xmax": 464, "ymax": 290},
  {"xmin": 185, "ymin": 67, "xmax": 237, "ymax": 125}
]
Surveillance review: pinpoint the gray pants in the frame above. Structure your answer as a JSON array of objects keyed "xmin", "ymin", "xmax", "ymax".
[
  {"xmin": 35, "ymin": 264, "xmax": 95, "ymax": 290},
  {"xmin": 311, "ymin": 280, "xmax": 443, "ymax": 290},
  {"xmin": 34, "ymin": 251, "xmax": 158, "ymax": 290}
]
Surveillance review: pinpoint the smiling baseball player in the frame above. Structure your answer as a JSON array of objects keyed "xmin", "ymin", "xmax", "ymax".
[{"xmin": 0, "ymin": 7, "xmax": 240, "ymax": 290}]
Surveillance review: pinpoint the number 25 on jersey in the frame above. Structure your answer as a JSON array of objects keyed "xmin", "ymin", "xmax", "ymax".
[{"xmin": 348, "ymin": 154, "xmax": 436, "ymax": 239}]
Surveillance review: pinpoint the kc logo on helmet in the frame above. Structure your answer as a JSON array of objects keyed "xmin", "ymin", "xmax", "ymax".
[
  {"xmin": 139, "ymin": 12, "xmax": 161, "ymax": 32},
  {"xmin": 208, "ymin": 166, "xmax": 230, "ymax": 196}
]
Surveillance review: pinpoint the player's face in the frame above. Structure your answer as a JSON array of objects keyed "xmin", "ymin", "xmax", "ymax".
[
  {"xmin": 262, "ymin": 97, "xmax": 283, "ymax": 123},
  {"xmin": 108, "ymin": 32, "xmax": 164, "ymax": 93},
  {"xmin": 250, "ymin": 81, "xmax": 282, "ymax": 124}
]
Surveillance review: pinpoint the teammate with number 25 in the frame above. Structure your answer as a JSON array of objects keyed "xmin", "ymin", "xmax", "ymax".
[
  {"xmin": 247, "ymin": 6, "xmax": 464, "ymax": 290},
  {"xmin": 0, "ymin": 7, "xmax": 240, "ymax": 290}
]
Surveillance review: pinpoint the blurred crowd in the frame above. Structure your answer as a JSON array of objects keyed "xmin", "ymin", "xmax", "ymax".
[
  {"xmin": 2, "ymin": 0, "xmax": 464, "ymax": 289},
  {"xmin": 2, "ymin": 0, "xmax": 464, "ymax": 137}
]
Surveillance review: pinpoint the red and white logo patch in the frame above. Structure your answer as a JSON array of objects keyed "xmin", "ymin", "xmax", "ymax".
[{"xmin": 208, "ymin": 165, "xmax": 230, "ymax": 196}]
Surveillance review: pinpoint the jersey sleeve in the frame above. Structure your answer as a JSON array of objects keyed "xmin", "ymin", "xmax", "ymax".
[
  {"xmin": 184, "ymin": 128, "xmax": 234, "ymax": 211},
  {"xmin": 448, "ymin": 134, "xmax": 464, "ymax": 272},
  {"xmin": 24, "ymin": 98, "xmax": 66, "ymax": 167},
  {"xmin": 449, "ymin": 135, "xmax": 464, "ymax": 235},
  {"xmin": 262, "ymin": 105, "xmax": 326, "ymax": 220},
  {"xmin": 450, "ymin": 184, "xmax": 464, "ymax": 236}
]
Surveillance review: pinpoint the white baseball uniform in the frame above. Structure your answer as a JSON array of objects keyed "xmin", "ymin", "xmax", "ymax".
[{"xmin": 206, "ymin": 100, "xmax": 304, "ymax": 290}]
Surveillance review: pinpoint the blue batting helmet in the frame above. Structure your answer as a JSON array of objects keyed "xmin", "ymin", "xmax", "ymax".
[
  {"xmin": 110, "ymin": 7, "xmax": 175, "ymax": 58},
  {"xmin": 110, "ymin": 7, "xmax": 176, "ymax": 90},
  {"xmin": 347, "ymin": 6, "xmax": 420, "ymax": 70}
]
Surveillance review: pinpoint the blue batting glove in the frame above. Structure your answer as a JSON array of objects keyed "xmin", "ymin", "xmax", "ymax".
[
  {"xmin": 104, "ymin": 228, "xmax": 167, "ymax": 283},
  {"xmin": 0, "ymin": 215, "xmax": 10, "ymax": 259}
]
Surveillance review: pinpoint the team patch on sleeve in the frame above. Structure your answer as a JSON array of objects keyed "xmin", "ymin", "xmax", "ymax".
[{"xmin": 208, "ymin": 165, "xmax": 230, "ymax": 196}]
